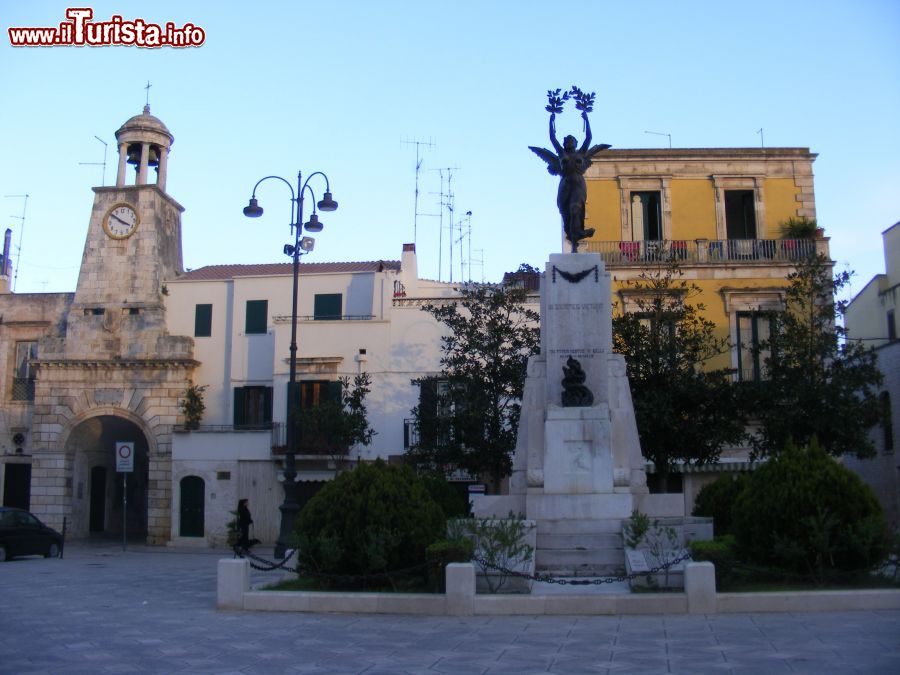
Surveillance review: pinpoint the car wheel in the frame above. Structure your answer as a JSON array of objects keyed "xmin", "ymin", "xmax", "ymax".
[
  {"xmin": 0, "ymin": 545, "xmax": 7, "ymax": 562},
  {"xmin": 45, "ymin": 542, "xmax": 60, "ymax": 559}
]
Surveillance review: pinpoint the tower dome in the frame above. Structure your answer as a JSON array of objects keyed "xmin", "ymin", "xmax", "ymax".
[{"xmin": 114, "ymin": 105, "xmax": 174, "ymax": 190}]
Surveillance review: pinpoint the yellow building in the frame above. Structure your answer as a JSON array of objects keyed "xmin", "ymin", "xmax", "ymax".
[{"xmin": 580, "ymin": 147, "xmax": 830, "ymax": 498}]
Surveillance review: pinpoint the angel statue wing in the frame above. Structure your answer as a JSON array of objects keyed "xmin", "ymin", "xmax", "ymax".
[
  {"xmin": 528, "ymin": 146, "xmax": 561, "ymax": 176},
  {"xmin": 586, "ymin": 143, "xmax": 612, "ymax": 161}
]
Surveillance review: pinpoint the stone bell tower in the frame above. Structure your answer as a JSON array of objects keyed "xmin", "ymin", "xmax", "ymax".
[
  {"xmin": 30, "ymin": 107, "xmax": 196, "ymax": 544},
  {"xmin": 67, "ymin": 105, "xmax": 185, "ymax": 357}
]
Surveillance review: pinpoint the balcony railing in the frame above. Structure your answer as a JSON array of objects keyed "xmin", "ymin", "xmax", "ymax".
[{"xmin": 580, "ymin": 239, "xmax": 818, "ymax": 266}]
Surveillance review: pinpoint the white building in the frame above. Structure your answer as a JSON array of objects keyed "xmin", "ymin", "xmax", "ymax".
[
  {"xmin": 164, "ymin": 247, "xmax": 463, "ymax": 545},
  {"xmin": 845, "ymin": 221, "xmax": 900, "ymax": 527}
]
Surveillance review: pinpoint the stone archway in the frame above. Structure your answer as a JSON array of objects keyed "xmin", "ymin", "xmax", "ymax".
[{"xmin": 66, "ymin": 415, "xmax": 150, "ymax": 540}]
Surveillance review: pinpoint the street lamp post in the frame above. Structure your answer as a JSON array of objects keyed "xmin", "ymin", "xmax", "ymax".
[{"xmin": 243, "ymin": 170, "xmax": 337, "ymax": 558}]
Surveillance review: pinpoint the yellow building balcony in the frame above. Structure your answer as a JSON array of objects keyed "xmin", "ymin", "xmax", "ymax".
[{"xmin": 582, "ymin": 238, "xmax": 826, "ymax": 267}]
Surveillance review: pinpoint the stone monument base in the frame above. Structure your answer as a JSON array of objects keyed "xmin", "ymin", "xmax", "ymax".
[{"xmin": 472, "ymin": 251, "xmax": 683, "ymax": 576}]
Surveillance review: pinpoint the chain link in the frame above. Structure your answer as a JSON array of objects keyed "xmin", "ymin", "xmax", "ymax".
[{"xmin": 473, "ymin": 551, "xmax": 693, "ymax": 586}]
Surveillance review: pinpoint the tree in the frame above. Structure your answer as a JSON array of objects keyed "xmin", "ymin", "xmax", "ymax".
[
  {"xmin": 408, "ymin": 281, "xmax": 540, "ymax": 491},
  {"xmin": 750, "ymin": 254, "xmax": 883, "ymax": 459},
  {"xmin": 292, "ymin": 373, "xmax": 375, "ymax": 473},
  {"xmin": 613, "ymin": 262, "xmax": 747, "ymax": 485}
]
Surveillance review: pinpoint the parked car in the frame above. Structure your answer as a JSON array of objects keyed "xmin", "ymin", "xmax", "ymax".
[{"xmin": 0, "ymin": 507, "xmax": 63, "ymax": 561}]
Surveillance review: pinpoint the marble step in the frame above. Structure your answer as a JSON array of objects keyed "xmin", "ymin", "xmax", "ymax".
[
  {"xmin": 536, "ymin": 547, "xmax": 624, "ymax": 568},
  {"xmin": 534, "ymin": 518, "xmax": 625, "ymax": 535},
  {"xmin": 537, "ymin": 532, "xmax": 622, "ymax": 550}
]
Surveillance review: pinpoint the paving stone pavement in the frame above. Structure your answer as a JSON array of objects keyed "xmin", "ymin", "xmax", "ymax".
[{"xmin": 1, "ymin": 541, "xmax": 899, "ymax": 674}]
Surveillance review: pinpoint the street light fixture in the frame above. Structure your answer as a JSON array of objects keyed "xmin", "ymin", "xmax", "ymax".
[{"xmin": 242, "ymin": 170, "xmax": 337, "ymax": 558}]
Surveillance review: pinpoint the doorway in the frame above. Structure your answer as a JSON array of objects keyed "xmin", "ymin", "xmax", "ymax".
[
  {"xmin": 2, "ymin": 463, "xmax": 31, "ymax": 510},
  {"xmin": 89, "ymin": 466, "xmax": 107, "ymax": 532},
  {"xmin": 179, "ymin": 476, "xmax": 205, "ymax": 537}
]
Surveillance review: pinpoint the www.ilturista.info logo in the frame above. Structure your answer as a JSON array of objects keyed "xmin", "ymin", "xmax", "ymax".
[{"xmin": 8, "ymin": 8, "xmax": 206, "ymax": 48}]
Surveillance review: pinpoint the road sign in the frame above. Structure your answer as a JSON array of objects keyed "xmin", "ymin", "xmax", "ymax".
[{"xmin": 116, "ymin": 442, "xmax": 134, "ymax": 472}]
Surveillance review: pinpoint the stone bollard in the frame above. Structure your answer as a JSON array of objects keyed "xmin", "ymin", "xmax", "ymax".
[
  {"xmin": 684, "ymin": 561, "xmax": 716, "ymax": 615},
  {"xmin": 445, "ymin": 563, "xmax": 475, "ymax": 616},
  {"xmin": 217, "ymin": 558, "xmax": 250, "ymax": 610}
]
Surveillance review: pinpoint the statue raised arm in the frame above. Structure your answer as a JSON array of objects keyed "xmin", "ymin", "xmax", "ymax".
[{"xmin": 530, "ymin": 87, "xmax": 610, "ymax": 252}]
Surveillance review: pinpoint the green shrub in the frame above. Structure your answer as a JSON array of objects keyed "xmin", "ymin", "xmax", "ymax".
[
  {"xmin": 692, "ymin": 473, "xmax": 750, "ymax": 536},
  {"xmin": 732, "ymin": 439, "xmax": 889, "ymax": 578},
  {"xmin": 425, "ymin": 538, "xmax": 475, "ymax": 592},
  {"xmin": 689, "ymin": 535, "xmax": 737, "ymax": 584},
  {"xmin": 448, "ymin": 513, "xmax": 535, "ymax": 593},
  {"xmin": 295, "ymin": 460, "xmax": 444, "ymax": 579},
  {"xmin": 420, "ymin": 475, "xmax": 470, "ymax": 519}
]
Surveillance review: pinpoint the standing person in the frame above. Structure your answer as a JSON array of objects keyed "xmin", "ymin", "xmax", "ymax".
[{"xmin": 237, "ymin": 498, "xmax": 253, "ymax": 549}]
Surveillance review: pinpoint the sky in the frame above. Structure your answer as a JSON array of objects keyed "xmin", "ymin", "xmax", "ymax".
[{"xmin": 1, "ymin": 1, "xmax": 898, "ymax": 297}]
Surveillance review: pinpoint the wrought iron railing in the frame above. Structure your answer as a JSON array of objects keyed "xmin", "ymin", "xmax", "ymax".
[{"xmin": 581, "ymin": 239, "xmax": 817, "ymax": 266}]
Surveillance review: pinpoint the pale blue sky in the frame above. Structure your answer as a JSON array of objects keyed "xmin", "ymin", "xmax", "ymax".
[{"xmin": 2, "ymin": 1, "xmax": 898, "ymax": 296}]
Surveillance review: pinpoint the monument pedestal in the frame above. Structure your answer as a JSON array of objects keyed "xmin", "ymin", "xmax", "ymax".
[{"xmin": 475, "ymin": 252, "xmax": 664, "ymax": 576}]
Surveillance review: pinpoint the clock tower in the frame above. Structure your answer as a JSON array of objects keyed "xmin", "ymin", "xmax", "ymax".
[
  {"xmin": 68, "ymin": 105, "xmax": 185, "ymax": 358},
  {"xmin": 30, "ymin": 107, "xmax": 196, "ymax": 545}
]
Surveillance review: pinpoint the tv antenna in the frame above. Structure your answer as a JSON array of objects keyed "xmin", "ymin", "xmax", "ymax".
[
  {"xmin": 644, "ymin": 130, "xmax": 672, "ymax": 148},
  {"xmin": 454, "ymin": 210, "xmax": 473, "ymax": 282},
  {"xmin": 431, "ymin": 167, "xmax": 459, "ymax": 281},
  {"xmin": 4, "ymin": 193, "xmax": 29, "ymax": 292},
  {"xmin": 756, "ymin": 128, "xmax": 765, "ymax": 148},
  {"xmin": 401, "ymin": 137, "xmax": 435, "ymax": 247},
  {"xmin": 79, "ymin": 135, "xmax": 109, "ymax": 186}
]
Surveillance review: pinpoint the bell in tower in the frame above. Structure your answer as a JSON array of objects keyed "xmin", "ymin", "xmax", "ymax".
[{"xmin": 114, "ymin": 104, "xmax": 174, "ymax": 191}]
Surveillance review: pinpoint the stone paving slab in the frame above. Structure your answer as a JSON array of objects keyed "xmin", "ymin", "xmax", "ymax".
[{"xmin": 0, "ymin": 542, "xmax": 898, "ymax": 674}]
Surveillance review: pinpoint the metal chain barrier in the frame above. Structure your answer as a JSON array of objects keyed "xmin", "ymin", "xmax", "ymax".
[
  {"xmin": 232, "ymin": 545, "xmax": 297, "ymax": 572},
  {"xmin": 473, "ymin": 551, "xmax": 694, "ymax": 586}
]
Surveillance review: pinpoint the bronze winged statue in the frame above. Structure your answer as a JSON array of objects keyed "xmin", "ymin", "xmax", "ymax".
[{"xmin": 530, "ymin": 87, "xmax": 610, "ymax": 252}]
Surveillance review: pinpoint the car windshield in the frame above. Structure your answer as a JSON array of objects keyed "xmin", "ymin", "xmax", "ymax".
[{"xmin": 0, "ymin": 511, "xmax": 15, "ymax": 527}]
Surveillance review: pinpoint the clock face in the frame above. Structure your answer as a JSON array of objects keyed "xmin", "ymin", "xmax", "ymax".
[{"xmin": 103, "ymin": 203, "xmax": 139, "ymax": 239}]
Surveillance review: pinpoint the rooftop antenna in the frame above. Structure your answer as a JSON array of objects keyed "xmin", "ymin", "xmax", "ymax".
[
  {"xmin": 79, "ymin": 135, "xmax": 108, "ymax": 186},
  {"xmin": 432, "ymin": 167, "xmax": 459, "ymax": 282},
  {"xmin": 4, "ymin": 193, "xmax": 29, "ymax": 292},
  {"xmin": 401, "ymin": 137, "xmax": 435, "ymax": 247},
  {"xmin": 644, "ymin": 130, "xmax": 672, "ymax": 148},
  {"xmin": 471, "ymin": 247, "xmax": 485, "ymax": 283},
  {"xmin": 454, "ymin": 210, "xmax": 473, "ymax": 282},
  {"xmin": 757, "ymin": 128, "xmax": 765, "ymax": 148}
]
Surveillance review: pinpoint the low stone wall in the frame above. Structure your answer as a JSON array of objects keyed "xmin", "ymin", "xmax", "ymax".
[{"xmin": 217, "ymin": 559, "xmax": 900, "ymax": 615}]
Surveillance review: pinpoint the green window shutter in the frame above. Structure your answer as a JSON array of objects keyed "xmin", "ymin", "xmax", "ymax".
[
  {"xmin": 245, "ymin": 300, "xmax": 268, "ymax": 334},
  {"xmin": 194, "ymin": 304, "xmax": 212, "ymax": 337},
  {"xmin": 326, "ymin": 380, "xmax": 343, "ymax": 403},
  {"xmin": 313, "ymin": 294, "xmax": 342, "ymax": 320},
  {"xmin": 233, "ymin": 387, "xmax": 246, "ymax": 426},
  {"xmin": 263, "ymin": 387, "xmax": 273, "ymax": 423},
  {"xmin": 418, "ymin": 377, "xmax": 438, "ymax": 448}
]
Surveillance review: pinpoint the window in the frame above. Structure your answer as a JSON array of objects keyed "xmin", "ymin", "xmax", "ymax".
[
  {"xmin": 882, "ymin": 392, "xmax": 894, "ymax": 454},
  {"xmin": 736, "ymin": 312, "xmax": 773, "ymax": 382},
  {"xmin": 288, "ymin": 380, "xmax": 342, "ymax": 410},
  {"xmin": 725, "ymin": 190, "xmax": 757, "ymax": 240},
  {"xmin": 233, "ymin": 386, "xmax": 273, "ymax": 427},
  {"xmin": 194, "ymin": 304, "xmax": 212, "ymax": 337},
  {"xmin": 245, "ymin": 300, "xmax": 267, "ymax": 334},
  {"xmin": 313, "ymin": 294, "xmax": 342, "ymax": 320},
  {"xmin": 888, "ymin": 310, "xmax": 897, "ymax": 342},
  {"xmin": 630, "ymin": 191, "xmax": 662, "ymax": 241},
  {"xmin": 12, "ymin": 341, "xmax": 37, "ymax": 401}
]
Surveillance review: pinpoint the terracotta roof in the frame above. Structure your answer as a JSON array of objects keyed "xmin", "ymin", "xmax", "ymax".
[{"xmin": 176, "ymin": 260, "xmax": 401, "ymax": 281}]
